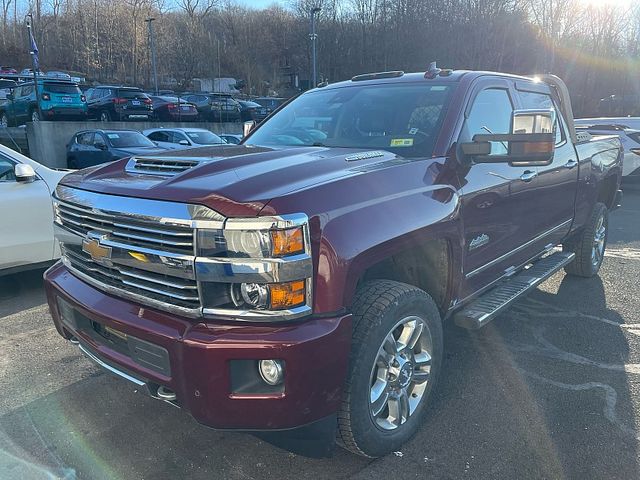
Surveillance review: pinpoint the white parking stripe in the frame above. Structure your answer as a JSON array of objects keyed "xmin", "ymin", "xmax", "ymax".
[{"xmin": 605, "ymin": 247, "xmax": 640, "ymax": 260}]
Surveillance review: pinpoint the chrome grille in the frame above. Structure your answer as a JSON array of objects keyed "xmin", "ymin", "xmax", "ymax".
[
  {"xmin": 55, "ymin": 197, "xmax": 194, "ymax": 255},
  {"xmin": 62, "ymin": 245, "xmax": 200, "ymax": 309},
  {"xmin": 125, "ymin": 157, "xmax": 201, "ymax": 176}
]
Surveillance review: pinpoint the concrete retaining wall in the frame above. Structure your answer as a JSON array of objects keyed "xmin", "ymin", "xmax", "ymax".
[{"xmin": 26, "ymin": 121, "xmax": 243, "ymax": 169}]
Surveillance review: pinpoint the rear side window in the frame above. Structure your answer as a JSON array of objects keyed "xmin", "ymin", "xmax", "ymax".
[
  {"xmin": 44, "ymin": 83, "xmax": 81, "ymax": 94},
  {"xmin": 76, "ymin": 132, "xmax": 94, "ymax": 145},
  {"xmin": 462, "ymin": 88, "xmax": 513, "ymax": 155}
]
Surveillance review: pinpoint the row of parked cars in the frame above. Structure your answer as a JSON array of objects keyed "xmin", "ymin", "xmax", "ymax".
[
  {"xmin": 0, "ymin": 77, "xmax": 284, "ymax": 126},
  {"xmin": 66, "ymin": 127, "xmax": 241, "ymax": 169}
]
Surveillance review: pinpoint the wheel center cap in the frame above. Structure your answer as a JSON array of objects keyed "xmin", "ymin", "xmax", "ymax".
[{"xmin": 398, "ymin": 362, "xmax": 413, "ymax": 388}]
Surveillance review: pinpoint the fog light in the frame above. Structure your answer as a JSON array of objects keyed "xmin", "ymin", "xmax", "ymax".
[
  {"xmin": 240, "ymin": 283, "xmax": 269, "ymax": 308},
  {"xmin": 258, "ymin": 359, "xmax": 284, "ymax": 386}
]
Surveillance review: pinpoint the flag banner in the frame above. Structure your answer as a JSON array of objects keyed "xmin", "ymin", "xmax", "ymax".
[{"xmin": 29, "ymin": 27, "xmax": 39, "ymax": 70}]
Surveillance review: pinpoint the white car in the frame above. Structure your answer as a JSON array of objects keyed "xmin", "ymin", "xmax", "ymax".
[
  {"xmin": 0, "ymin": 144, "xmax": 68, "ymax": 275},
  {"xmin": 578, "ymin": 116, "xmax": 640, "ymax": 131},
  {"xmin": 143, "ymin": 128, "xmax": 227, "ymax": 150},
  {"xmin": 575, "ymin": 120, "xmax": 640, "ymax": 177}
]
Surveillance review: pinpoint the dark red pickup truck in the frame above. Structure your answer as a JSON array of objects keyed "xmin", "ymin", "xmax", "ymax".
[{"xmin": 44, "ymin": 68, "xmax": 623, "ymax": 458}]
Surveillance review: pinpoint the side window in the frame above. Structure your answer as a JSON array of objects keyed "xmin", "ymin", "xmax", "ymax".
[
  {"xmin": 462, "ymin": 88, "xmax": 513, "ymax": 155},
  {"xmin": 0, "ymin": 154, "xmax": 16, "ymax": 182},
  {"xmin": 22, "ymin": 85, "xmax": 34, "ymax": 97},
  {"xmin": 11, "ymin": 86, "xmax": 21, "ymax": 97},
  {"xmin": 169, "ymin": 132, "xmax": 185, "ymax": 144},
  {"xmin": 519, "ymin": 90, "xmax": 564, "ymax": 145},
  {"xmin": 148, "ymin": 131, "xmax": 169, "ymax": 142},
  {"xmin": 93, "ymin": 133, "xmax": 107, "ymax": 149},
  {"xmin": 76, "ymin": 132, "xmax": 94, "ymax": 145}
]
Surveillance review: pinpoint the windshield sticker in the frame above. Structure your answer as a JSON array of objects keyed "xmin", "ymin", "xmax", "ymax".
[
  {"xmin": 106, "ymin": 134, "xmax": 120, "ymax": 139},
  {"xmin": 390, "ymin": 138, "xmax": 414, "ymax": 147}
]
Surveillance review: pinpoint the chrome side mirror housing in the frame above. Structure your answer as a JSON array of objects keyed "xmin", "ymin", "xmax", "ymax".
[{"xmin": 15, "ymin": 163, "xmax": 36, "ymax": 183}]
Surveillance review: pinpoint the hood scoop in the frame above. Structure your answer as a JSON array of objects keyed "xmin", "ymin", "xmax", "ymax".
[{"xmin": 125, "ymin": 156, "xmax": 209, "ymax": 176}]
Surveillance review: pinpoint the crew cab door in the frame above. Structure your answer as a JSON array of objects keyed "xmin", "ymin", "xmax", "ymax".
[
  {"xmin": 515, "ymin": 84, "xmax": 578, "ymax": 246},
  {"xmin": 457, "ymin": 81, "xmax": 541, "ymax": 298},
  {"xmin": 0, "ymin": 154, "xmax": 54, "ymax": 269}
]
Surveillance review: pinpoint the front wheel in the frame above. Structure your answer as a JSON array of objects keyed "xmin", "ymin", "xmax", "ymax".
[
  {"xmin": 337, "ymin": 280, "xmax": 443, "ymax": 457},
  {"xmin": 564, "ymin": 202, "xmax": 609, "ymax": 277},
  {"xmin": 30, "ymin": 110, "xmax": 40, "ymax": 123},
  {"xmin": 100, "ymin": 111, "xmax": 111, "ymax": 122},
  {"xmin": 0, "ymin": 113, "xmax": 8, "ymax": 127}
]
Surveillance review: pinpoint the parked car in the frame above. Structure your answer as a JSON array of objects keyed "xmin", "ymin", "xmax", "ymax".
[
  {"xmin": 149, "ymin": 96, "xmax": 199, "ymax": 122},
  {"xmin": 19, "ymin": 68, "xmax": 44, "ymax": 77},
  {"xmin": 182, "ymin": 93, "xmax": 241, "ymax": 122},
  {"xmin": 143, "ymin": 127, "xmax": 226, "ymax": 150},
  {"xmin": 237, "ymin": 100, "xmax": 263, "ymax": 122},
  {"xmin": 0, "ymin": 79, "xmax": 16, "ymax": 101},
  {"xmin": 86, "ymin": 86, "xmax": 153, "ymax": 122},
  {"xmin": 253, "ymin": 96, "xmax": 285, "ymax": 119},
  {"xmin": 219, "ymin": 133, "xmax": 242, "ymax": 144},
  {"xmin": 66, "ymin": 129, "xmax": 168, "ymax": 169},
  {"xmin": 0, "ymin": 66, "xmax": 18, "ymax": 75},
  {"xmin": 575, "ymin": 121, "xmax": 640, "ymax": 177},
  {"xmin": 0, "ymin": 80, "xmax": 88, "ymax": 126},
  {"xmin": 47, "ymin": 71, "xmax": 72, "ymax": 81},
  {"xmin": 0, "ymin": 143, "xmax": 68, "ymax": 275},
  {"xmin": 44, "ymin": 69, "xmax": 622, "ymax": 459},
  {"xmin": 576, "ymin": 116, "xmax": 640, "ymax": 131}
]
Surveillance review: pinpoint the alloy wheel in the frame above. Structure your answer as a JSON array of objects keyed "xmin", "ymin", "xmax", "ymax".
[
  {"xmin": 592, "ymin": 212, "xmax": 607, "ymax": 268},
  {"xmin": 369, "ymin": 315, "xmax": 433, "ymax": 431}
]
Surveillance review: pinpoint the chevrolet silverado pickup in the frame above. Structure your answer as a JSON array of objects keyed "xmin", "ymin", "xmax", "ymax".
[{"xmin": 44, "ymin": 68, "xmax": 623, "ymax": 458}]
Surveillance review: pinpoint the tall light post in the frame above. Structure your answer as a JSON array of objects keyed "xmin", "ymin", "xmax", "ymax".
[
  {"xmin": 25, "ymin": 13, "xmax": 42, "ymax": 120},
  {"xmin": 310, "ymin": 7, "xmax": 321, "ymax": 89},
  {"xmin": 145, "ymin": 17, "xmax": 158, "ymax": 95}
]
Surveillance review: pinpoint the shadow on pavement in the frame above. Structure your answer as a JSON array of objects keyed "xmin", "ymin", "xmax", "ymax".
[{"xmin": 0, "ymin": 268, "xmax": 48, "ymax": 318}]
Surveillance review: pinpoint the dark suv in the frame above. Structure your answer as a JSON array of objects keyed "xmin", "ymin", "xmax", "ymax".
[
  {"xmin": 86, "ymin": 86, "xmax": 153, "ymax": 121},
  {"xmin": 183, "ymin": 93, "xmax": 241, "ymax": 122}
]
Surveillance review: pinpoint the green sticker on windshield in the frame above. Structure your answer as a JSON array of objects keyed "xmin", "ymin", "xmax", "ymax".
[{"xmin": 390, "ymin": 138, "xmax": 414, "ymax": 147}]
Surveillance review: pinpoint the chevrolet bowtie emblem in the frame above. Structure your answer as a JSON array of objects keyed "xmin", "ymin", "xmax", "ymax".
[{"xmin": 82, "ymin": 234, "xmax": 112, "ymax": 264}]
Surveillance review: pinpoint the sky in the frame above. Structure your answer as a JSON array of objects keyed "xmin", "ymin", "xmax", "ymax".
[{"xmin": 230, "ymin": 0, "xmax": 288, "ymax": 8}]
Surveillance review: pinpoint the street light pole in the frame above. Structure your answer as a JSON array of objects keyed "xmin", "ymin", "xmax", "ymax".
[
  {"xmin": 145, "ymin": 17, "xmax": 158, "ymax": 95},
  {"xmin": 25, "ymin": 13, "xmax": 42, "ymax": 120},
  {"xmin": 310, "ymin": 7, "xmax": 321, "ymax": 89}
]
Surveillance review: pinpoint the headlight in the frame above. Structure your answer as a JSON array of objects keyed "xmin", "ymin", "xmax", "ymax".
[{"xmin": 196, "ymin": 213, "xmax": 312, "ymax": 321}]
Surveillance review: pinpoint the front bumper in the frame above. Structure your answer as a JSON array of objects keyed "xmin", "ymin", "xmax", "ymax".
[{"xmin": 44, "ymin": 262, "xmax": 352, "ymax": 431}]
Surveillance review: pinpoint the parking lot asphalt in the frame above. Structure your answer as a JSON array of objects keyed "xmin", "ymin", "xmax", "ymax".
[{"xmin": 1, "ymin": 183, "xmax": 639, "ymax": 480}]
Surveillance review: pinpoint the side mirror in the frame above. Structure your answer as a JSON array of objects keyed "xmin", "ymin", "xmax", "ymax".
[
  {"xmin": 96, "ymin": 143, "xmax": 107, "ymax": 150},
  {"xmin": 460, "ymin": 109, "xmax": 556, "ymax": 165},
  {"xmin": 15, "ymin": 163, "xmax": 36, "ymax": 183},
  {"xmin": 243, "ymin": 120, "xmax": 256, "ymax": 137},
  {"xmin": 178, "ymin": 139, "xmax": 190, "ymax": 146}
]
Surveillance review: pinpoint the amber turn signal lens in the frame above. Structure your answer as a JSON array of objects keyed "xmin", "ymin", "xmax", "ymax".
[
  {"xmin": 271, "ymin": 227, "xmax": 304, "ymax": 257},
  {"xmin": 270, "ymin": 280, "xmax": 306, "ymax": 310}
]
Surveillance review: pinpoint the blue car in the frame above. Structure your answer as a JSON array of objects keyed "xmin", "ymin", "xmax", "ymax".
[{"xmin": 66, "ymin": 129, "xmax": 169, "ymax": 169}]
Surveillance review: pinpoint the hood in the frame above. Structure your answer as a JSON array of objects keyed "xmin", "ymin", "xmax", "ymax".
[{"xmin": 59, "ymin": 144, "xmax": 404, "ymax": 217}]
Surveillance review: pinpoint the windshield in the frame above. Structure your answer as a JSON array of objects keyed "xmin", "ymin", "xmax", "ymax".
[
  {"xmin": 247, "ymin": 83, "xmax": 454, "ymax": 158},
  {"xmin": 106, "ymin": 131, "xmax": 156, "ymax": 148},
  {"xmin": 186, "ymin": 131, "xmax": 225, "ymax": 145}
]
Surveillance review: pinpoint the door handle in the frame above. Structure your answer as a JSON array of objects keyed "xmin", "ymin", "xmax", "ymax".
[
  {"xmin": 563, "ymin": 159, "xmax": 578, "ymax": 169},
  {"xmin": 519, "ymin": 170, "xmax": 538, "ymax": 182}
]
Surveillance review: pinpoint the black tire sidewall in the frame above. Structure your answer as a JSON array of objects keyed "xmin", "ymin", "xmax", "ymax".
[{"xmin": 347, "ymin": 288, "xmax": 443, "ymax": 457}]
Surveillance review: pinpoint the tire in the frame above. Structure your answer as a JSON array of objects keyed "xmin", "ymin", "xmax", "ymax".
[
  {"xmin": 100, "ymin": 110, "xmax": 111, "ymax": 122},
  {"xmin": 337, "ymin": 280, "xmax": 443, "ymax": 457},
  {"xmin": 30, "ymin": 109, "xmax": 40, "ymax": 123},
  {"xmin": 564, "ymin": 202, "xmax": 608, "ymax": 277},
  {"xmin": 0, "ymin": 113, "xmax": 8, "ymax": 127}
]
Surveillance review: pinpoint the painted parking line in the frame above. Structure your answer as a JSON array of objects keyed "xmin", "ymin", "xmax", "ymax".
[{"xmin": 605, "ymin": 247, "xmax": 640, "ymax": 260}]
